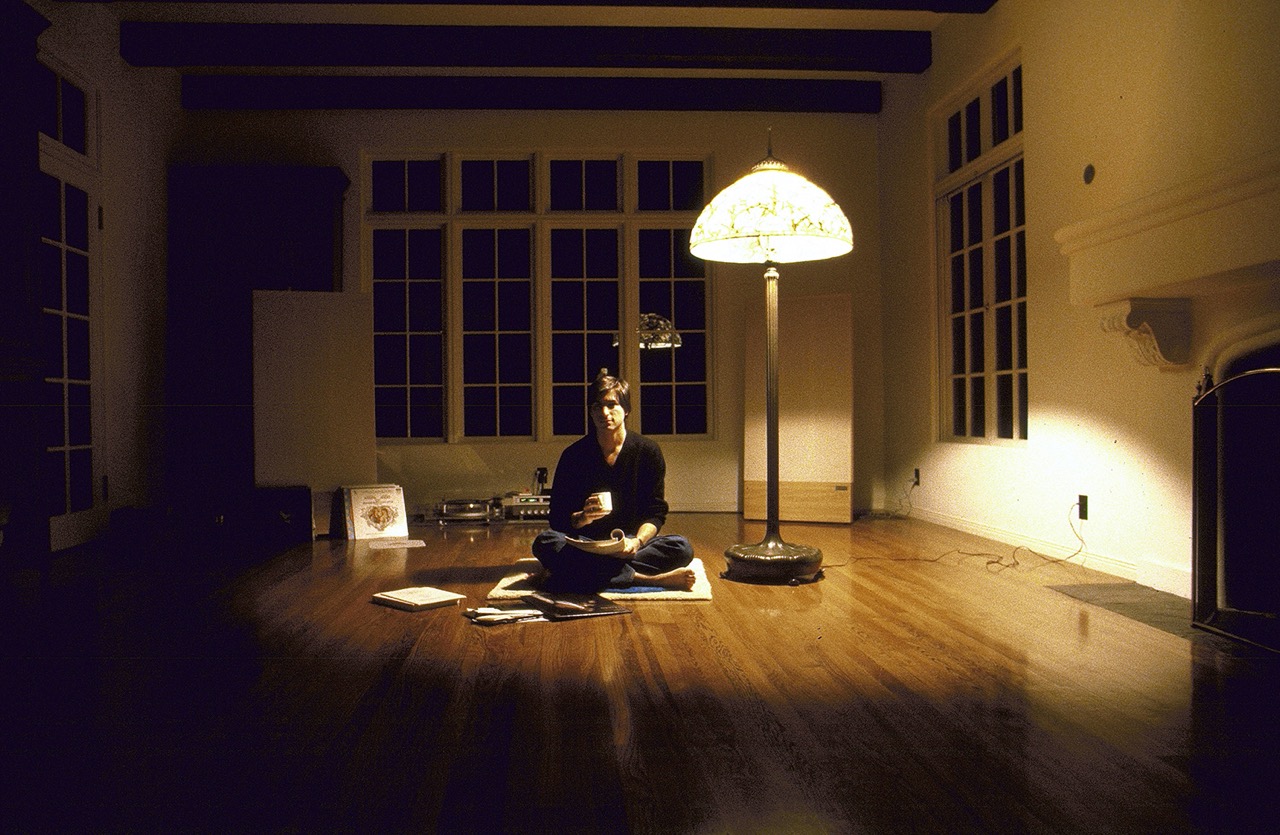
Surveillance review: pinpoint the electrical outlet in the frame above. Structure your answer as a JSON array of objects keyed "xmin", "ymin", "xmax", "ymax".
[
  {"xmin": 913, "ymin": 468, "xmax": 921, "ymax": 486},
  {"xmin": 1078, "ymin": 494, "xmax": 1089, "ymax": 520}
]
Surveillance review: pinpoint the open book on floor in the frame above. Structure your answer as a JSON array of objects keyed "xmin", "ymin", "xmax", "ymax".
[
  {"xmin": 522, "ymin": 591, "xmax": 631, "ymax": 620},
  {"xmin": 371, "ymin": 586, "xmax": 465, "ymax": 611}
]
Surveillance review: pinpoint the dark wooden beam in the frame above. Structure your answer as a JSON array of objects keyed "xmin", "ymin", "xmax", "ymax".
[
  {"xmin": 122, "ymin": 23, "xmax": 932, "ymax": 73},
  {"xmin": 181, "ymin": 74, "xmax": 882, "ymax": 113}
]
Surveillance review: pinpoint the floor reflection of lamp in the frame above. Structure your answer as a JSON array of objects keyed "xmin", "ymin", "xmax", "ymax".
[{"xmin": 689, "ymin": 144, "xmax": 853, "ymax": 584}]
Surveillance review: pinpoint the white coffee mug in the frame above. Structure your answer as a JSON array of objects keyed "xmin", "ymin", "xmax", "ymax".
[{"xmin": 591, "ymin": 491, "xmax": 613, "ymax": 513}]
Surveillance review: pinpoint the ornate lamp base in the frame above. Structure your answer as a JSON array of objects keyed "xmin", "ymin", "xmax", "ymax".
[{"xmin": 723, "ymin": 536, "xmax": 824, "ymax": 585}]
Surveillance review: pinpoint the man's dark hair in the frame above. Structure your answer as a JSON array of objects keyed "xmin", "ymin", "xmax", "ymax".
[{"xmin": 589, "ymin": 368, "xmax": 631, "ymax": 414}]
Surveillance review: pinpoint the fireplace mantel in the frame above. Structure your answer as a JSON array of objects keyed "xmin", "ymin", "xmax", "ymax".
[{"xmin": 1055, "ymin": 149, "xmax": 1280, "ymax": 367}]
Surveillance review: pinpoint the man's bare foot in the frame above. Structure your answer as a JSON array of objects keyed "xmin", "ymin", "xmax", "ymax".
[{"xmin": 633, "ymin": 566, "xmax": 697, "ymax": 591}]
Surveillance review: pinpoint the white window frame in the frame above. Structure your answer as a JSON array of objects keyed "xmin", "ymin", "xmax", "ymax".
[{"xmin": 361, "ymin": 149, "xmax": 712, "ymax": 443}]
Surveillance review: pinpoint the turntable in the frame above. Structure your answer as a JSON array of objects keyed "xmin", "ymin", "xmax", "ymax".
[{"xmin": 435, "ymin": 498, "xmax": 497, "ymax": 524}]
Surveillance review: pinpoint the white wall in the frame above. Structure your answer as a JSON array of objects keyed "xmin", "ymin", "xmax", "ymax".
[
  {"xmin": 878, "ymin": 0, "xmax": 1280, "ymax": 596},
  {"xmin": 175, "ymin": 108, "xmax": 883, "ymax": 517}
]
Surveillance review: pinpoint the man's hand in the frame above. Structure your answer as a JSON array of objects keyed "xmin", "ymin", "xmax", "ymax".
[{"xmin": 571, "ymin": 494, "xmax": 611, "ymax": 528}]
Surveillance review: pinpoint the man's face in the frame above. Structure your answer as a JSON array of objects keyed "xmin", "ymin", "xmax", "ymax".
[{"xmin": 590, "ymin": 393, "xmax": 626, "ymax": 432}]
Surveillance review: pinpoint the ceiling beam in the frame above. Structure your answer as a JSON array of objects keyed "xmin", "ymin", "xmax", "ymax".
[
  {"xmin": 122, "ymin": 23, "xmax": 932, "ymax": 73},
  {"xmin": 180, "ymin": 74, "xmax": 883, "ymax": 112}
]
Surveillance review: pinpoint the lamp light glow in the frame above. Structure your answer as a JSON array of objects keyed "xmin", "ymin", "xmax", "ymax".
[
  {"xmin": 690, "ymin": 146, "xmax": 853, "ymax": 585},
  {"xmin": 689, "ymin": 157, "xmax": 852, "ymax": 265}
]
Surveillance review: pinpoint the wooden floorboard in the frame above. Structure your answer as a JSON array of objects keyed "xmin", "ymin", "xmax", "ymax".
[{"xmin": 3, "ymin": 513, "xmax": 1276, "ymax": 833}]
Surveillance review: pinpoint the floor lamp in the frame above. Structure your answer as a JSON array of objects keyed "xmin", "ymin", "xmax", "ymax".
[{"xmin": 689, "ymin": 147, "xmax": 853, "ymax": 584}]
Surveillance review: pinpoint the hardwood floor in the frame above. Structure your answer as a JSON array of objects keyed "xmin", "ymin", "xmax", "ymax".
[{"xmin": 3, "ymin": 513, "xmax": 1275, "ymax": 833}]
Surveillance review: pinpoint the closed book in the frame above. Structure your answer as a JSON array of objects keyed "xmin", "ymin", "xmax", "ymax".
[
  {"xmin": 522, "ymin": 591, "xmax": 630, "ymax": 620},
  {"xmin": 371, "ymin": 586, "xmax": 465, "ymax": 611}
]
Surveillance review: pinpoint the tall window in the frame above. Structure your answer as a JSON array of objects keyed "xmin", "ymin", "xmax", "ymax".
[
  {"xmin": 37, "ymin": 62, "xmax": 101, "ymax": 538},
  {"xmin": 366, "ymin": 153, "xmax": 709, "ymax": 441},
  {"xmin": 938, "ymin": 62, "xmax": 1027, "ymax": 441}
]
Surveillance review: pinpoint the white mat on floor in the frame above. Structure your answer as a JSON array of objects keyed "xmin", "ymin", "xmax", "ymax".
[{"xmin": 485, "ymin": 557, "xmax": 713, "ymax": 601}]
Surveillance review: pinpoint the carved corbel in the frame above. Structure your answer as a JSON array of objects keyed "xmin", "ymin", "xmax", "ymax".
[{"xmin": 1097, "ymin": 297, "xmax": 1191, "ymax": 367}]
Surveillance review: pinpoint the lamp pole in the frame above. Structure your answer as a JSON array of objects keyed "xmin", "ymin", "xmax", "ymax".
[{"xmin": 723, "ymin": 263, "xmax": 823, "ymax": 584}]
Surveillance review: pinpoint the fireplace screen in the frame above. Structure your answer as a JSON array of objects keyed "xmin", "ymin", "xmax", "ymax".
[{"xmin": 1192, "ymin": 365, "xmax": 1280, "ymax": 652}]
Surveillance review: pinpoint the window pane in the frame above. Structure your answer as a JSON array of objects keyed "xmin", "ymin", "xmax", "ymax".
[
  {"xmin": 69, "ymin": 448, "xmax": 93, "ymax": 512},
  {"xmin": 1012, "ymin": 66, "xmax": 1024, "ymax": 134},
  {"xmin": 637, "ymin": 160, "xmax": 668, "ymax": 210},
  {"xmin": 965, "ymin": 97, "xmax": 981, "ymax": 163},
  {"xmin": 496, "ymin": 160, "xmax": 531, "ymax": 211},
  {"xmin": 951, "ymin": 317, "xmax": 966, "ymax": 375},
  {"xmin": 66, "ymin": 316, "xmax": 89, "ymax": 380},
  {"xmin": 671, "ymin": 161, "xmax": 704, "ymax": 211},
  {"xmin": 407, "ymin": 229, "xmax": 442, "ymax": 279},
  {"xmin": 638, "ymin": 229, "xmax": 670, "ymax": 277},
  {"xmin": 991, "ymin": 77, "xmax": 1010, "ymax": 146},
  {"xmin": 673, "ymin": 229, "xmax": 703, "ymax": 278},
  {"xmin": 497, "ymin": 228, "xmax": 531, "ymax": 278},
  {"xmin": 674, "ymin": 332, "xmax": 706, "ymax": 381},
  {"xmin": 407, "ymin": 159, "xmax": 443, "ymax": 212},
  {"xmin": 969, "ymin": 311, "xmax": 984, "ymax": 373},
  {"xmin": 497, "ymin": 280, "xmax": 531, "ymax": 331},
  {"xmin": 371, "ymin": 161, "xmax": 405, "ymax": 211},
  {"xmin": 1016, "ymin": 231, "xmax": 1027, "ymax": 298},
  {"xmin": 374, "ymin": 335, "xmax": 407, "ymax": 385},
  {"xmin": 373, "ymin": 282, "xmax": 406, "ymax": 332},
  {"xmin": 996, "ymin": 305, "xmax": 1012, "ymax": 371},
  {"xmin": 552, "ymin": 333, "xmax": 585, "ymax": 382},
  {"xmin": 461, "ymin": 160, "xmax": 494, "ymax": 211},
  {"xmin": 408, "ymin": 280, "xmax": 442, "ymax": 332},
  {"xmin": 585, "ymin": 281, "xmax": 617, "ymax": 330},
  {"xmin": 551, "ymin": 228, "xmax": 584, "ymax": 277},
  {"xmin": 673, "ymin": 281, "xmax": 705, "ymax": 330},
  {"xmin": 552, "ymin": 280, "xmax": 584, "ymax": 330},
  {"xmin": 38, "ymin": 173, "xmax": 61, "ymax": 243},
  {"xmin": 995, "ymin": 236, "xmax": 1012, "ymax": 303},
  {"xmin": 66, "ymin": 251, "xmax": 89, "ymax": 317},
  {"xmin": 1017, "ymin": 301, "xmax": 1028, "ymax": 368},
  {"xmin": 1018, "ymin": 372, "xmax": 1029, "ymax": 439},
  {"xmin": 639, "ymin": 280, "xmax": 670, "ymax": 318},
  {"xmin": 950, "ymin": 254, "xmax": 965, "ymax": 314},
  {"xmin": 61, "ymin": 78, "xmax": 87, "ymax": 156},
  {"xmin": 372, "ymin": 229, "xmax": 406, "ymax": 279},
  {"xmin": 641, "ymin": 346, "xmax": 672, "ymax": 382},
  {"xmin": 376, "ymin": 387, "xmax": 408, "ymax": 437},
  {"xmin": 464, "ymin": 387, "xmax": 497, "ymax": 436},
  {"xmin": 584, "ymin": 160, "xmax": 619, "ymax": 210},
  {"xmin": 952, "ymin": 378, "xmax": 967, "ymax": 436},
  {"xmin": 997, "ymin": 374, "xmax": 1014, "ymax": 439},
  {"xmin": 462, "ymin": 281, "xmax": 494, "ymax": 330},
  {"xmin": 498, "ymin": 386, "xmax": 533, "ymax": 436},
  {"xmin": 498, "ymin": 333, "xmax": 531, "ymax": 383},
  {"xmin": 993, "ymin": 166, "xmax": 1011, "ymax": 234},
  {"xmin": 968, "ymin": 247, "xmax": 984, "ymax": 309},
  {"xmin": 640, "ymin": 384, "xmax": 673, "ymax": 435},
  {"xmin": 409, "ymin": 386, "xmax": 444, "ymax": 438},
  {"xmin": 584, "ymin": 229, "xmax": 618, "ymax": 278},
  {"xmin": 65, "ymin": 185, "xmax": 88, "ymax": 252},
  {"xmin": 948, "ymin": 111, "xmax": 963, "ymax": 173},
  {"xmin": 553, "ymin": 384, "xmax": 586, "ymax": 436},
  {"xmin": 550, "ymin": 160, "xmax": 583, "ymax": 211},
  {"xmin": 463, "ymin": 334, "xmax": 496, "ymax": 384},
  {"xmin": 949, "ymin": 193, "xmax": 964, "ymax": 254},
  {"xmin": 966, "ymin": 183, "xmax": 982, "ymax": 246},
  {"xmin": 38, "ymin": 243, "xmax": 61, "ymax": 311},
  {"xmin": 970, "ymin": 377, "xmax": 986, "ymax": 436},
  {"xmin": 408, "ymin": 334, "xmax": 442, "ymax": 386},
  {"xmin": 68, "ymin": 381, "xmax": 91, "ymax": 446},
  {"xmin": 675, "ymin": 384, "xmax": 708, "ymax": 434}
]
